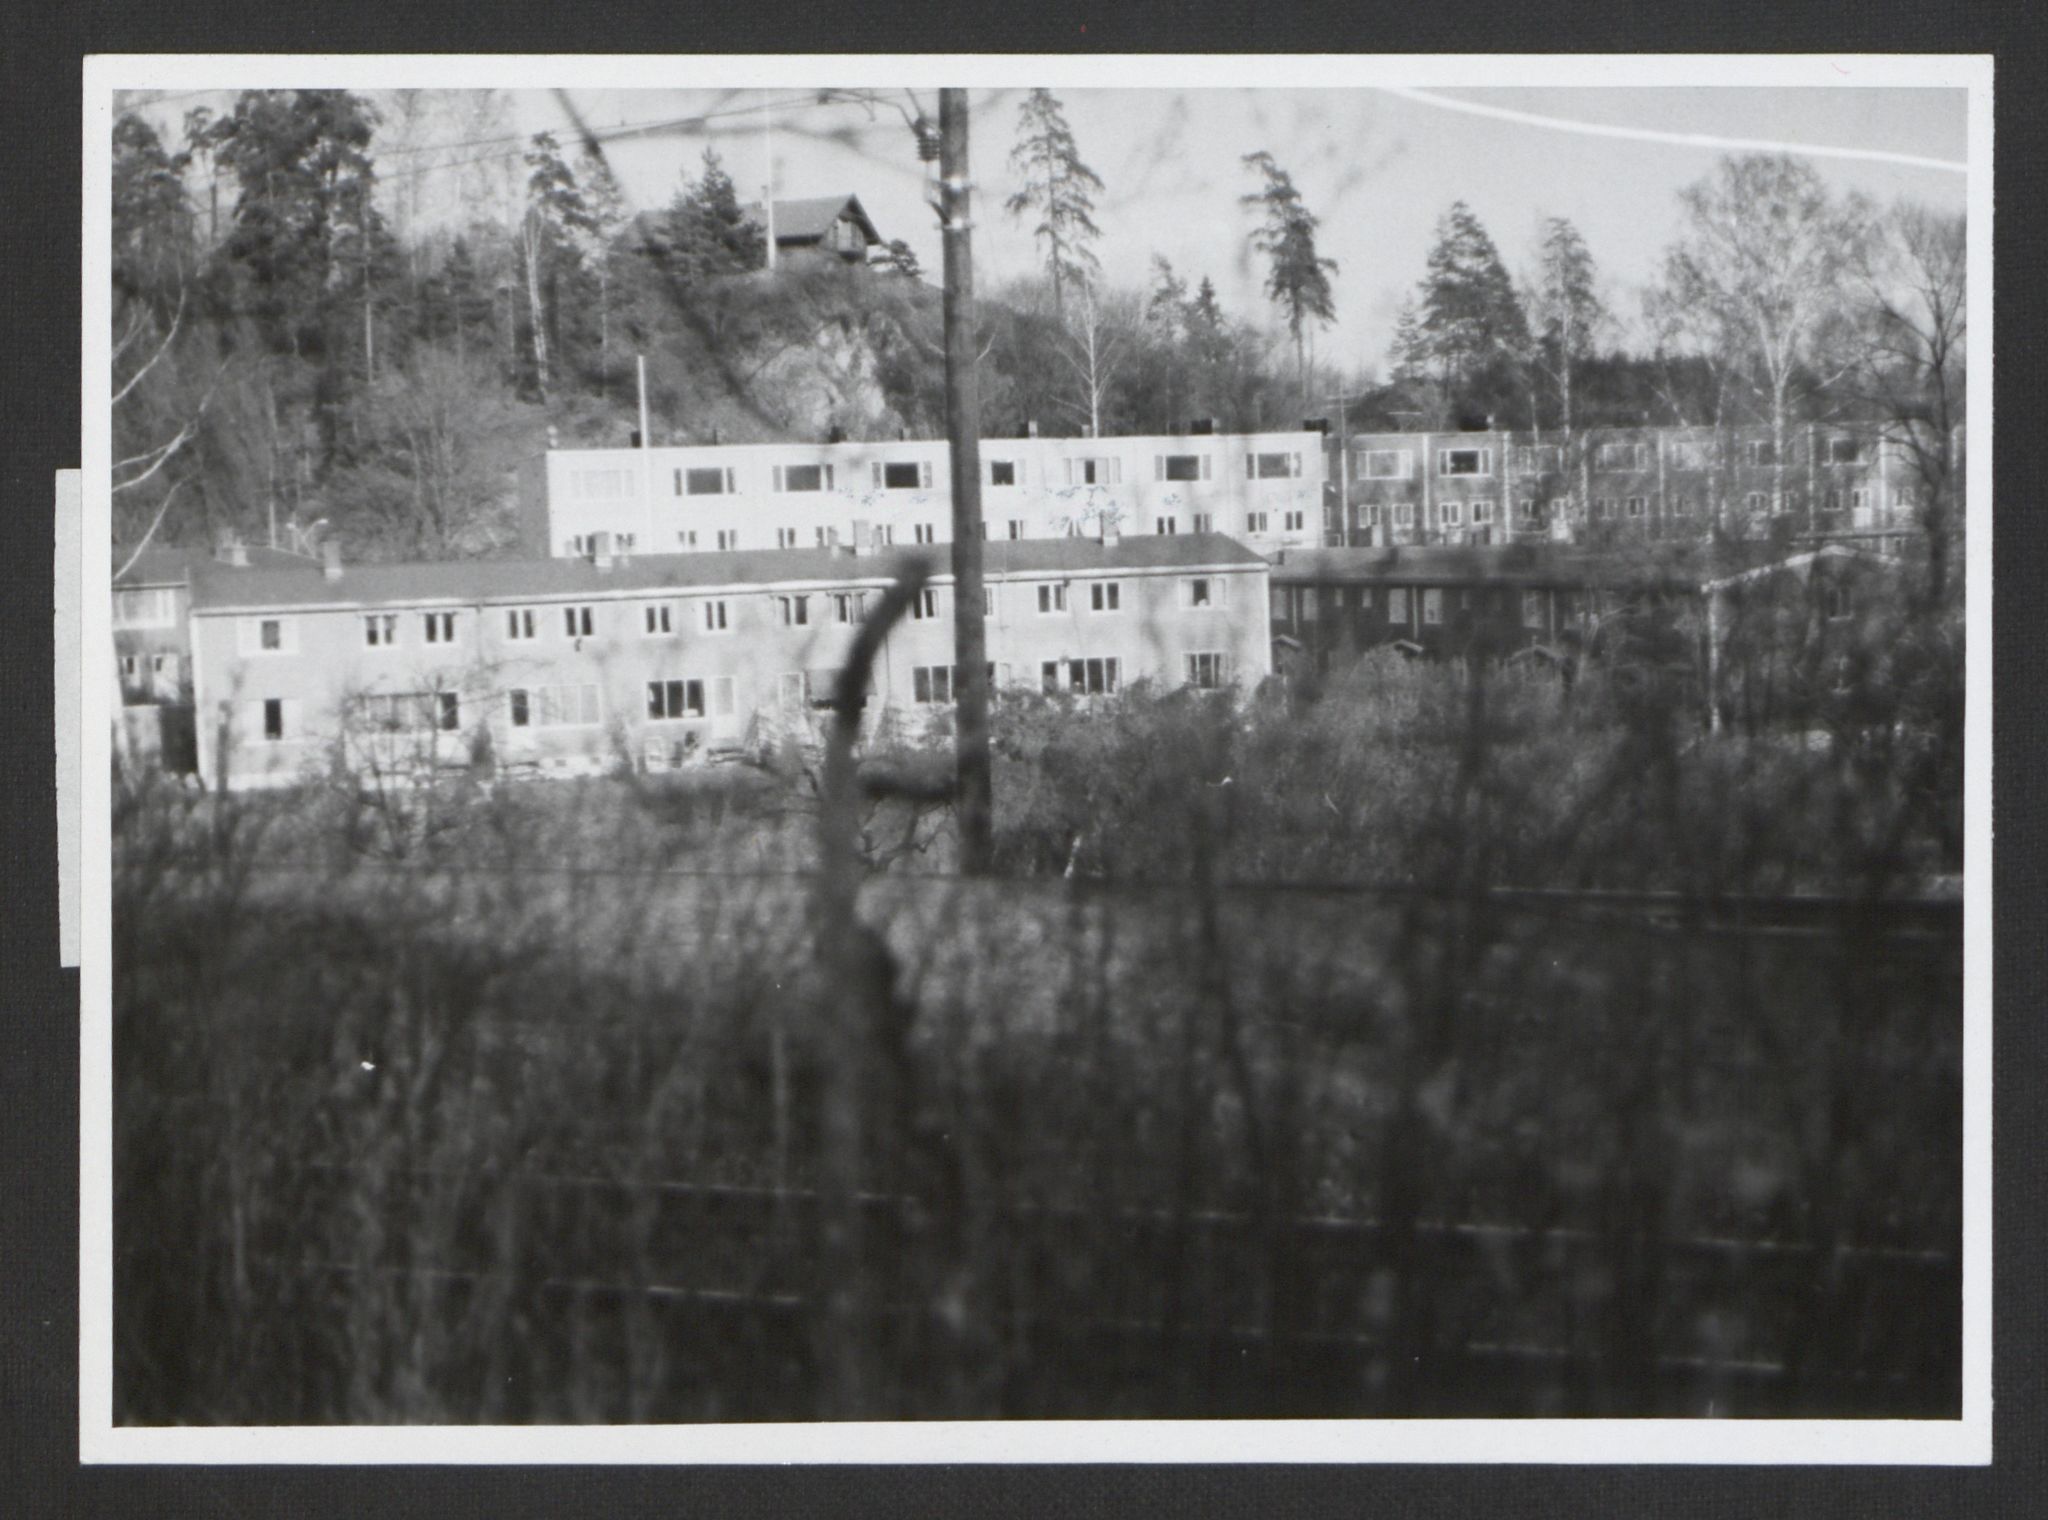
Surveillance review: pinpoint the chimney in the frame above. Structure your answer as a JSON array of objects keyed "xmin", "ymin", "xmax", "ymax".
[
  {"xmin": 1190, "ymin": 417, "xmax": 1217, "ymax": 436},
  {"xmin": 1099, "ymin": 524, "xmax": 1120, "ymax": 548},
  {"xmin": 1026, "ymin": 419, "xmax": 1039, "ymax": 439},
  {"xmin": 322, "ymin": 539, "xmax": 343, "ymax": 582},
  {"xmin": 591, "ymin": 531, "xmax": 615, "ymax": 570},
  {"xmin": 849, "ymin": 519, "xmax": 871, "ymax": 556},
  {"xmin": 828, "ymin": 424, "xmax": 847, "ymax": 444},
  {"xmin": 220, "ymin": 540, "xmax": 249, "ymax": 568}
]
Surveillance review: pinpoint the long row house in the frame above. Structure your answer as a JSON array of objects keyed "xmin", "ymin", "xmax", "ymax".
[
  {"xmin": 119, "ymin": 533, "xmax": 1272, "ymax": 791},
  {"xmin": 1337, "ymin": 423, "xmax": 1938, "ymax": 553}
]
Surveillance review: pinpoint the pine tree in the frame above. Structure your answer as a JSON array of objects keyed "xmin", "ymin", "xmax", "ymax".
[
  {"xmin": 1241, "ymin": 152, "xmax": 1338, "ymax": 405},
  {"xmin": 1005, "ymin": 89, "xmax": 1105, "ymax": 320},
  {"xmin": 1412, "ymin": 201, "xmax": 1529, "ymax": 411},
  {"xmin": 1526, "ymin": 216, "xmax": 1607, "ymax": 435},
  {"xmin": 663, "ymin": 148, "xmax": 766, "ymax": 294}
]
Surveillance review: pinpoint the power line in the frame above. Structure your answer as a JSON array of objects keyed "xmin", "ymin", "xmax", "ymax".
[{"xmin": 1381, "ymin": 87, "xmax": 1969, "ymax": 174}]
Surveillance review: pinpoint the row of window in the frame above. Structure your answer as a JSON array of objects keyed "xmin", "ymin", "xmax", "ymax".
[
  {"xmin": 250, "ymin": 651, "xmax": 1242, "ymax": 745},
  {"xmin": 579, "ymin": 505, "xmax": 1311, "ymax": 560},
  {"xmin": 241, "ymin": 576, "xmax": 1240, "ymax": 657},
  {"xmin": 1357, "ymin": 437, "xmax": 1876, "ymax": 481},
  {"xmin": 1365, "ymin": 484, "xmax": 1898, "ymax": 530}
]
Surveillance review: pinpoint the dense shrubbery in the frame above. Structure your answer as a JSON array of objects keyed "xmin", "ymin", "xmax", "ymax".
[{"xmin": 113, "ymin": 649, "xmax": 1962, "ymax": 1423}]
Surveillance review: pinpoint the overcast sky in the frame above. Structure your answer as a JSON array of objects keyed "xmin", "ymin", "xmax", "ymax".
[{"xmin": 120, "ymin": 81, "xmax": 1968, "ymax": 379}]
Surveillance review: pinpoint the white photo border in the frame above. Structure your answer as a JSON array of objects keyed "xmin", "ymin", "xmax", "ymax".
[{"xmin": 78, "ymin": 51, "xmax": 1994, "ymax": 1465}]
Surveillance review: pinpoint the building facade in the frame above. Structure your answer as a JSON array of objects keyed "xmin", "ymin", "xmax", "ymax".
[
  {"xmin": 1338, "ymin": 423, "xmax": 1933, "ymax": 553},
  {"xmin": 516, "ymin": 428, "xmax": 1329, "ymax": 564},
  {"xmin": 185, "ymin": 535, "xmax": 1272, "ymax": 790}
]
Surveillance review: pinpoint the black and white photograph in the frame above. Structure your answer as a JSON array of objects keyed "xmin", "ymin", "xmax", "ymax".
[{"xmin": 78, "ymin": 55, "xmax": 1990, "ymax": 1464}]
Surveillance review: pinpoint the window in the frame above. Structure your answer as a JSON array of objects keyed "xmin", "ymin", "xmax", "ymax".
[
  {"xmin": 776, "ymin": 527, "xmax": 799, "ymax": 549},
  {"xmin": 877, "ymin": 460, "xmax": 933, "ymax": 490},
  {"xmin": 1037, "ymin": 583, "xmax": 1068, "ymax": 614},
  {"xmin": 1422, "ymin": 589, "xmax": 1444, "ymax": 625},
  {"xmin": 1824, "ymin": 489, "xmax": 1843, "ymax": 514},
  {"xmin": 1282, "ymin": 510, "xmax": 1304, "ymax": 532},
  {"xmin": 113, "ymin": 587, "xmax": 176, "ymax": 628},
  {"xmin": 1745, "ymin": 440, "xmax": 1779, "ymax": 467},
  {"xmin": 1042, "ymin": 656, "xmax": 1121, "ymax": 696},
  {"xmin": 1519, "ymin": 498, "xmax": 1542, "ymax": 524},
  {"xmin": 815, "ymin": 526, "xmax": 839, "ymax": 548},
  {"xmin": 776, "ymin": 672, "xmax": 809, "ymax": 711},
  {"xmin": 1361, "ymin": 449, "xmax": 1413, "ymax": 480},
  {"xmin": 1157, "ymin": 453, "xmax": 1211, "ymax": 482},
  {"xmin": 564, "ymin": 605, "xmax": 595, "ymax": 639},
  {"xmin": 262, "ymin": 698, "xmax": 285, "ymax": 742},
  {"xmin": 1249, "ymin": 451, "xmax": 1302, "ymax": 479},
  {"xmin": 240, "ymin": 616, "xmax": 293, "ymax": 655},
  {"xmin": 573, "ymin": 467, "xmax": 636, "ymax": 499},
  {"xmin": 1822, "ymin": 583, "xmax": 1853, "ymax": 621},
  {"xmin": 1523, "ymin": 590, "xmax": 1546, "ymax": 630},
  {"xmin": 774, "ymin": 463, "xmax": 834, "ymax": 492},
  {"xmin": 1438, "ymin": 447, "xmax": 1490, "ymax": 477},
  {"xmin": 1388, "ymin": 587, "xmax": 1410, "ymax": 623},
  {"xmin": 1826, "ymin": 437, "xmax": 1863, "ymax": 465},
  {"xmin": 1595, "ymin": 442, "xmax": 1650, "ymax": 472},
  {"xmin": 1246, "ymin": 511, "xmax": 1269, "ymax": 534},
  {"xmin": 435, "ymin": 692, "xmax": 460, "ymax": 732},
  {"xmin": 648, "ymin": 679, "xmax": 706, "ymax": 721},
  {"xmin": 1850, "ymin": 487, "xmax": 1870, "ymax": 513},
  {"xmin": 1007, "ymin": 519, "xmax": 1025, "ymax": 540},
  {"xmin": 913, "ymin": 523, "xmax": 937, "ymax": 545},
  {"xmin": 910, "ymin": 588, "xmax": 938, "ymax": 621},
  {"xmin": 1666, "ymin": 440, "xmax": 1711, "ymax": 471},
  {"xmin": 1156, "ymin": 516, "xmax": 1178, "ymax": 536},
  {"xmin": 506, "ymin": 608, "xmax": 537, "ymax": 641},
  {"xmin": 677, "ymin": 530, "xmax": 699, "ymax": 550},
  {"xmin": 912, "ymin": 665, "xmax": 955, "ymax": 705},
  {"xmin": 1185, "ymin": 652, "xmax": 1228, "ymax": 689},
  {"xmin": 1394, "ymin": 503, "xmax": 1416, "ymax": 528},
  {"xmin": 509, "ymin": 684, "xmax": 600, "ymax": 729},
  {"xmin": 989, "ymin": 459, "xmax": 1018, "ymax": 486},
  {"xmin": 776, "ymin": 595, "xmax": 809, "ymax": 627},
  {"xmin": 682, "ymin": 467, "xmax": 736, "ymax": 496},
  {"xmin": 422, "ymin": 612, "xmax": 457, "ymax": 645},
  {"xmin": 1671, "ymin": 496, "xmax": 1693, "ymax": 516},
  {"xmin": 364, "ymin": 614, "xmax": 398, "ymax": 648},
  {"xmin": 701, "ymin": 599, "xmax": 730, "ymax": 633},
  {"xmin": 1090, "ymin": 581, "xmax": 1121, "ymax": 613},
  {"xmin": 1745, "ymin": 491, "xmax": 1767, "ymax": 515},
  {"xmin": 1443, "ymin": 501, "xmax": 1464, "ymax": 528},
  {"xmin": 642, "ymin": 604, "xmax": 672, "ymax": 636},
  {"xmin": 1625, "ymin": 496, "xmax": 1646, "ymax": 518},
  {"xmin": 1192, "ymin": 513, "xmax": 1214, "ymax": 534},
  {"xmin": 1471, "ymin": 499, "xmax": 1495, "ymax": 525},
  {"xmin": 716, "ymin": 530, "xmax": 739, "ymax": 551},
  {"xmin": 1066, "ymin": 456, "xmax": 1121, "ymax": 486},
  {"xmin": 984, "ymin": 587, "xmax": 995, "ymax": 617},
  {"xmin": 1510, "ymin": 445, "xmax": 1561, "ymax": 474},
  {"xmin": 1183, "ymin": 576, "xmax": 1223, "ymax": 609},
  {"xmin": 831, "ymin": 591, "xmax": 866, "ymax": 625}
]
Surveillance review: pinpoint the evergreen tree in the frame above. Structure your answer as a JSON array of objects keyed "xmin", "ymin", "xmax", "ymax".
[
  {"xmin": 876, "ymin": 239, "xmax": 923, "ymax": 280},
  {"xmin": 1241, "ymin": 152, "xmax": 1338, "ymax": 404},
  {"xmin": 662, "ymin": 148, "xmax": 766, "ymax": 295},
  {"xmin": 200, "ymin": 89, "xmax": 384, "ymax": 463},
  {"xmin": 1005, "ymin": 89, "xmax": 1105, "ymax": 320},
  {"xmin": 1411, "ymin": 201, "xmax": 1529, "ymax": 413},
  {"xmin": 1525, "ymin": 216, "xmax": 1607, "ymax": 434},
  {"xmin": 518, "ymin": 131, "xmax": 599, "ymax": 399}
]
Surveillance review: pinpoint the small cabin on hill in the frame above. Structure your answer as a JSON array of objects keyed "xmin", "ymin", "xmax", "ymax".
[{"xmin": 742, "ymin": 195, "xmax": 883, "ymax": 263}]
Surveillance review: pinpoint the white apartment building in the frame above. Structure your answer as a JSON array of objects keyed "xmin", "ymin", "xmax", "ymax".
[{"xmin": 515, "ymin": 429, "xmax": 1328, "ymax": 563}]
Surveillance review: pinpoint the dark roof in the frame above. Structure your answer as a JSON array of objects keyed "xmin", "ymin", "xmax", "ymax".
[
  {"xmin": 115, "ymin": 543, "xmax": 312, "ymax": 587},
  {"xmin": 743, "ymin": 194, "xmax": 882, "ymax": 247},
  {"xmin": 188, "ymin": 535, "xmax": 1265, "ymax": 614},
  {"xmin": 1268, "ymin": 541, "xmax": 1843, "ymax": 591}
]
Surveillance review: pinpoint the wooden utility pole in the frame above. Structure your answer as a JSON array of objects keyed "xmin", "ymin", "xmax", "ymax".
[{"xmin": 939, "ymin": 88, "xmax": 993, "ymax": 874}]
